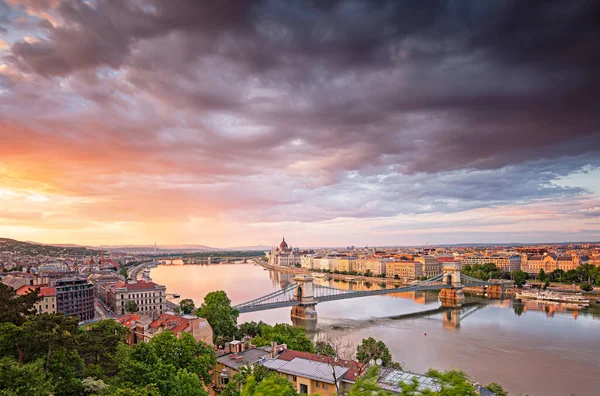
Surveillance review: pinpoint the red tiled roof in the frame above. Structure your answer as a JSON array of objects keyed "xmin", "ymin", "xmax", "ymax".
[
  {"xmin": 149, "ymin": 313, "xmax": 191, "ymax": 333},
  {"xmin": 438, "ymin": 257, "xmax": 457, "ymax": 262},
  {"xmin": 276, "ymin": 349, "xmax": 361, "ymax": 381},
  {"xmin": 15, "ymin": 285, "xmax": 36, "ymax": 295},
  {"xmin": 118, "ymin": 313, "xmax": 142, "ymax": 327},
  {"xmin": 15, "ymin": 285, "xmax": 54, "ymax": 297},
  {"xmin": 39, "ymin": 287, "xmax": 56, "ymax": 297}
]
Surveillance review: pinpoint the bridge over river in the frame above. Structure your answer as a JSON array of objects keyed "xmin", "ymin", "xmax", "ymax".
[{"xmin": 234, "ymin": 263, "xmax": 512, "ymax": 320}]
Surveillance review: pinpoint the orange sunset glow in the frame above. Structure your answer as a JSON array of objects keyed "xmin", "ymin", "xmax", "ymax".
[{"xmin": 0, "ymin": 0, "xmax": 599, "ymax": 248}]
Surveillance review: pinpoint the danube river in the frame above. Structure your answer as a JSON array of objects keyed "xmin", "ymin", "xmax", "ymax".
[{"xmin": 151, "ymin": 263, "xmax": 600, "ymax": 396}]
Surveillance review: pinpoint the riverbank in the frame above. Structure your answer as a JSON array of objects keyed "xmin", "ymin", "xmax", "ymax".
[{"xmin": 257, "ymin": 261, "xmax": 407, "ymax": 287}]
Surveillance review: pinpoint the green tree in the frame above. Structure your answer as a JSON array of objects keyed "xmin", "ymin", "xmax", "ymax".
[
  {"xmin": 548, "ymin": 269, "xmax": 565, "ymax": 282},
  {"xmin": 424, "ymin": 369, "xmax": 478, "ymax": 396},
  {"xmin": 511, "ymin": 270, "xmax": 528, "ymax": 288},
  {"xmin": 486, "ymin": 382, "xmax": 508, "ymax": 396},
  {"xmin": 239, "ymin": 321, "xmax": 266, "ymax": 338},
  {"xmin": 538, "ymin": 269, "xmax": 547, "ymax": 282},
  {"xmin": 22, "ymin": 313, "xmax": 80, "ymax": 372},
  {"xmin": 195, "ymin": 291, "xmax": 239, "ymax": 344},
  {"xmin": 179, "ymin": 299, "xmax": 196, "ymax": 315},
  {"xmin": 107, "ymin": 386, "xmax": 160, "ymax": 396},
  {"xmin": 240, "ymin": 373, "xmax": 298, "ymax": 396},
  {"xmin": 315, "ymin": 340, "xmax": 336, "ymax": 356},
  {"xmin": 251, "ymin": 323, "xmax": 314, "ymax": 353},
  {"xmin": 125, "ymin": 301, "xmax": 139, "ymax": 313},
  {"xmin": 81, "ymin": 377, "xmax": 108, "ymax": 395},
  {"xmin": 564, "ymin": 269, "xmax": 579, "ymax": 283},
  {"xmin": 0, "ymin": 357, "xmax": 52, "ymax": 396},
  {"xmin": 77, "ymin": 319, "xmax": 130, "ymax": 376},
  {"xmin": 120, "ymin": 268, "xmax": 129, "ymax": 279},
  {"xmin": 348, "ymin": 366, "xmax": 393, "ymax": 396},
  {"xmin": 149, "ymin": 331, "xmax": 216, "ymax": 386},
  {"xmin": 0, "ymin": 283, "xmax": 40, "ymax": 325},
  {"xmin": 356, "ymin": 337, "xmax": 395, "ymax": 370},
  {"xmin": 580, "ymin": 283, "xmax": 593, "ymax": 292},
  {"xmin": 222, "ymin": 363, "xmax": 271, "ymax": 396}
]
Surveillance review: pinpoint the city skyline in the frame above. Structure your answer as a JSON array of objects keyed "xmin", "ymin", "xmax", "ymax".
[{"xmin": 1, "ymin": 1, "xmax": 599, "ymax": 247}]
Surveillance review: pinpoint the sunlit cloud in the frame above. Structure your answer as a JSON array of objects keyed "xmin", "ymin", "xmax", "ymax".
[{"xmin": 0, "ymin": 0, "xmax": 599, "ymax": 246}]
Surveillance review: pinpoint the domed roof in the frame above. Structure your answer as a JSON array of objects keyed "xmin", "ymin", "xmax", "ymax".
[{"xmin": 279, "ymin": 237, "xmax": 288, "ymax": 249}]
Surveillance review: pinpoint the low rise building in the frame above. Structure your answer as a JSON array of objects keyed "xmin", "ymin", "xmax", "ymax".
[
  {"xmin": 108, "ymin": 280, "xmax": 166, "ymax": 317},
  {"xmin": 16, "ymin": 285, "xmax": 56, "ymax": 314},
  {"xmin": 118, "ymin": 312, "xmax": 213, "ymax": 346},
  {"xmin": 386, "ymin": 261, "xmax": 423, "ymax": 280},
  {"xmin": 261, "ymin": 349, "xmax": 360, "ymax": 395}
]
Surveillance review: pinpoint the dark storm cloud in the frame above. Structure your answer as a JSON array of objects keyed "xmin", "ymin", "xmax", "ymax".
[{"xmin": 2, "ymin": 0, "xmax": 600, "ymax": 225}]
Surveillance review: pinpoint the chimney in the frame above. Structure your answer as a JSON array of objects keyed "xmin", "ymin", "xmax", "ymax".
[{"xmin": 270, "ymin": 341, "xmax": 277, "ymax": 358}]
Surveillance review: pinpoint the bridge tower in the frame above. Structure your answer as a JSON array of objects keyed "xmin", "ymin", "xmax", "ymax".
[
  {"xmin": 439, "ymin": 263, "xmax": 465, "ymax": 307},
  {"xmin": 290, "ymin": 274, "xmax": 318, "ymax": 321}
]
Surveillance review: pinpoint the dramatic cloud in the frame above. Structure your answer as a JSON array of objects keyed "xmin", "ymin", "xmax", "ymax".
[{"xmin": 0, "ymin": 0, "xmax": 599, "ymax": 246}]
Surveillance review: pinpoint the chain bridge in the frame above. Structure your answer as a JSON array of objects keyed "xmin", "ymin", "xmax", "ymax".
[{"xmin": 233, "ymin": 264, "xmax": 511, "ymax": 320}]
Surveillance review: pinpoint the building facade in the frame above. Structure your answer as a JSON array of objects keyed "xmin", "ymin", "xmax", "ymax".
[
  {"xmin": 414, "ymin": 255, "xmax": 442, "ymax": 278},
  {"xmin": 460, "ymin": 255, "xmax": 521, "ymax": 272},
  {"xmin": 118, "ymin": 312, "xmax": 213, "ymax": 346},
  {"xmin": 521, "ymin": 254, "xmax": 580, "ymax": 275},
  {"xmin": 16, "ymin": 285, "xmax": 57, "ymax": 314},
  {"xmin": 268, "ymin": 237, "xmax": 301, "ymax": 267},
  {"xmin": 55, "ymin": 278, "xmax": 95, "ymax": 321},
  {"xmin": 385, "ymin": 261, "xmax": 423, "ymax": 280},
  {"xmin": 108, "ymin": 280, "xmax": 167, "ymax": 317}
]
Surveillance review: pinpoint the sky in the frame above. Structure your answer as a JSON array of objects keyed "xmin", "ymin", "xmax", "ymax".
[{"xmin": 0, "ymin": 0, "xmax": 599, "ymax": 248}]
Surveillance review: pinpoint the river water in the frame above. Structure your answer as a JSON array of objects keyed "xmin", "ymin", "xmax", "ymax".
[{"xmin": 151, "ymin": 263, "xmax": 600, "ymax": 396}]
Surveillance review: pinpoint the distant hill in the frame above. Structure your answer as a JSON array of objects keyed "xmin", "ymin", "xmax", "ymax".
[{"xmin": 0, "ymin": 238, "xmax": 99, "ymax": 255}]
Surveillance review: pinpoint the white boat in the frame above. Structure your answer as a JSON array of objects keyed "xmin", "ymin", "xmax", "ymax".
[
  {"xmin": 311, "ymin": 272, "xmax": 327, "ymax": 279},
  {"xmin": 516, "ymin": 290, "xmax": 590, "ymax": 305}
]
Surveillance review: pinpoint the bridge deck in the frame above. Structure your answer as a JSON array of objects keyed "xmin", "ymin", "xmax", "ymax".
[{"xmin": 235, "ymin": 280, "xmax": 505, "ymax": 313}]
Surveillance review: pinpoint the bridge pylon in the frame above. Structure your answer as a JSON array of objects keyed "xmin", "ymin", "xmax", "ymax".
[
  {"xmin": 439, "ymin": 263, "xmax": 465, "ymax": 307},
  {"xmin": 290, "ymin": 274, "xmax": 318, "ymax": 321}
]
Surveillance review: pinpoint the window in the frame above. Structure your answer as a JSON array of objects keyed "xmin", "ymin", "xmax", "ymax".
[{"xmin": 316, "ymin": 382, "xmax": 320, "ymax": 388}]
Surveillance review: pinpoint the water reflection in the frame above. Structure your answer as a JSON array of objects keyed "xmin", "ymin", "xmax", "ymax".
[{"xmin": 151, "ymin": 263, "xmax": 600, "ymax": 396}]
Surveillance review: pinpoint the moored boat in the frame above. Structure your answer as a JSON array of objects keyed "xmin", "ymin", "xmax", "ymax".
[{"xmin": 516, "ymin": 290, "xmax": 589, "ymax": 305}]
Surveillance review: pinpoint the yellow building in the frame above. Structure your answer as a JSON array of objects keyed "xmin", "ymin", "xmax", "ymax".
[
  {"xmin": 386, "ymin": 261, "xmax": 423, "ymax": 280},
  {"xmin": 261, "ymin": 349, "xmax": 360, "ymax": 395},
  {"xmin": 354, "ymin": 259, "xmax": 386, "ymax": 275},
  {"xmin": 16, "ymin": 285, "xmax": 56, "ymax": 314},
  {"xmin": 336, "ymin": 258, "xmax": 356, "ymax": 273}
]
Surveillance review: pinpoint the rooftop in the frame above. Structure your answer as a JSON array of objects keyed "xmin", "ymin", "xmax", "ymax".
[
  {"xmin": 262, "ymin": 357, "xmax": 348, "ymax": 384},
  {"xmin": 377, "ymin": 368, "xmax": 442, "ymax": 393},
  {"xmin": 217, "ymin": 348, "xmax": 271, "ymax": 370}
]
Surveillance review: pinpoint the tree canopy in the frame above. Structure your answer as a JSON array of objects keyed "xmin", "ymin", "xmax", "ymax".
[
  {"xmin": 195, "ymin": 291, "xmax": 239, "ymax": 344},
  {"xmin": 179, "ymin": 299, "xmax": 196, "ymax": 315},
  {"xmin": 250, "ymin": 323, "xmax": 314, "ymax": 353},
  {"xmin": 0, "ymin": 283, "xmax": 40, "ymax": 325}
]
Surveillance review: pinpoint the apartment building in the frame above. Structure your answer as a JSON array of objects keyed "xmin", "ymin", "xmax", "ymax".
[
  {"xmin": 108, "ymin": 280, "xmax": 167, "ymax": 317},
  {"xmin": 460, "ymin": 255, "xmax": 521, "ymax": 272},
  {"xmin": 118, "ymin": 312, "xmax": 213, "ymax": 346},
  {"xmin": 16, "ymin": 285, "xmax": 57, "ymax": 314},
  {"xmin": 353, "ymin": 259, "xmax": 387, "ymax": 275},
  {"xmin": 414, "ymin": 255, "xmax": 441, "ymax": 278},
  {"xmin": 385, "ymin": 261, "xmax": 423, "ymax": 280},
  {"xmin": 55, "ymin": 278, "xmax": 95, "ymax": 321}
]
